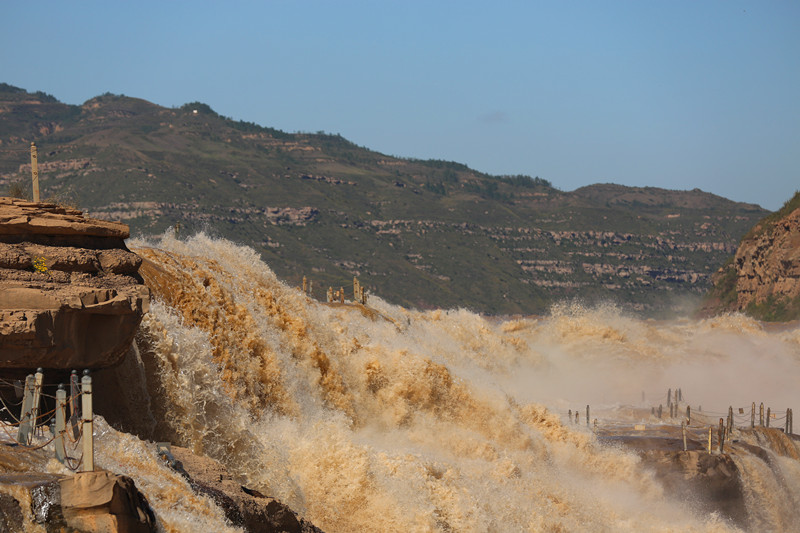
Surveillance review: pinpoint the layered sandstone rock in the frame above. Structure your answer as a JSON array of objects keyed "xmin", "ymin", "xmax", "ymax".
[
  {"xmin": 734, "ymin": 205, "xmax": 800, "ymax": 311},
  {"xmin": 0, "ymin": 197, "xmax": 149, "ymax": 371}
]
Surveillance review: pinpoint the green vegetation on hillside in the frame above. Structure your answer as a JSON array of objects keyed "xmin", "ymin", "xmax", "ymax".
[{"xmin": 0, "ymin": 84, "xmax": 769, "ymax": 315}]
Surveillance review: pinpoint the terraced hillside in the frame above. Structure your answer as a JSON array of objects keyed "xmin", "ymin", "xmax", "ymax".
[{"xmin": 0, "ymin": 83, "xmax": 768, "ymax": 315}]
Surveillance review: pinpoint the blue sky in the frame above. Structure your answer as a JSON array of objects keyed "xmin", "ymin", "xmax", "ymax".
[{"xmin": 2, "ymin": 1, "xmax": 798, "ymax": 210}]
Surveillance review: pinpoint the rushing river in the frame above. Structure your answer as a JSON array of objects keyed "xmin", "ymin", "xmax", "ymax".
[{"xmin": 81, "ymin": 232, "xmax": 799, "ymax": 532}]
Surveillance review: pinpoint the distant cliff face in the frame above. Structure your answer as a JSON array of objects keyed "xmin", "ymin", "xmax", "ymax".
[{"xmin": 705, "ymin": 193, "xmax": 800, "ymax": 321}]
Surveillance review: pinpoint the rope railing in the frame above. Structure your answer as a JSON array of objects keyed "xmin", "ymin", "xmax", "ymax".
[
  {"xmin": 567, "ymin": 387, "xmax": 795, "ymax": 453},
  {"xmin": 0, "ymin": 368, "xmax": 94, "ymax": 472}
]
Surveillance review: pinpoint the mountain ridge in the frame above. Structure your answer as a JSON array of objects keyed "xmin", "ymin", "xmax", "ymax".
[{"xmin": 0, "ymin": 83, "xmax": 769, "ymax": 315}]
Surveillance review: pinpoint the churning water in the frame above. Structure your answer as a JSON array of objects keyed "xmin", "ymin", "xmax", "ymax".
[{"xmin": 84, "ymin": 232, "xmax": 799, "ymax": 532}]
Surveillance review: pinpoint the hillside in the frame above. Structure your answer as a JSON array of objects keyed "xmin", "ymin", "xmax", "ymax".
[
  {"xmin": 703, "ymin": 192, "xmax": 800, "ymax": 321},
  {"xmin": 0, "ymin": 83, "xmax": 768, "ymax": 315}
]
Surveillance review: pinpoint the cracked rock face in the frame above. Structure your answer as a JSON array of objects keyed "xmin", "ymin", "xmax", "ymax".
[
  {"xmin": 0, "ymin": 197, "xmax": 149, "ymax": 371},
  {"xmin": 734, "ymin": 207, "xmax": 800, "ymax": 310}
]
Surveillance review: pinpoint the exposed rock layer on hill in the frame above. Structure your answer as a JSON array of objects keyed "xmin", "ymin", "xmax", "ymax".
[
  {"xmin": 0, "ymin": 84, "xmax": 769, "ymax": 315},
  {"xmin": 0, "ymin": 197, "xmax": 149, "ymax": 371},
  {"xmin": 734, "ymin": 206, "xmax": 800, "ymax": 311},
  {"xmin": 704, "ymin": 193, "xmax": 800, "ymax": 321}
]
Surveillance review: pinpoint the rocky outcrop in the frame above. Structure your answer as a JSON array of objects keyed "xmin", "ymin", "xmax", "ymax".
[
  {"xmin": 0, "ymin": 471, "xmax": 155, "ymax": 532},
  {"xmin": 165, "ymin": 446, "xmax": 323, "ymax": 533},
  {"xmin": 703, "ymin": 193, "xmax": 800, "ymax": 320},
  {"xmin": 0, "ymin": 197, "xmax": 149, "ymax": 372},
  {"xmin": 734, "ymin": 205, "xmax": 800, "ymax": 312}
]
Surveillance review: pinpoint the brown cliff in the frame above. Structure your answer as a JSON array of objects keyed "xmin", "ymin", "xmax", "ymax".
[
  {"xmin": 703, "ymin": 192, "xmax": 800, "ymax": 321},
  {"xmin": 0, "ymin": 197, "xmax": 149, "ymax": 373}
]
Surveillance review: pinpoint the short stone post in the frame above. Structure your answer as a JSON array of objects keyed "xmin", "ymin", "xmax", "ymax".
[
  {"xmin": 327, "ymin": 287, "xmax": 333, "ymax": 303},
  {"xmin": 302, "ymin": 276, "xmax": 307, "ymax": 294},
  {"xmin": 17, "ymin": 374, "xmax": 35, "ymax": 445},
  {"xmin": 308, "ymin": 280, "xmax": 313, "ymax": 297},
  {"xmin": 81, "ymin": 370, "xmax": 94, "ymax": 472},
  {"xmin": 718, "ymin": 418, "xmax": 725, "ymax": 454},
  {"xmin": 339, "ymin": 287, "xmax": 345, "ymax": 304},
  {"xmin": 55, "ymin": 384, "xmax": 67, "ymax": 464},
  {"xmin": 31, "ymin": 368, "xmax": 43, "ymax": 434}
]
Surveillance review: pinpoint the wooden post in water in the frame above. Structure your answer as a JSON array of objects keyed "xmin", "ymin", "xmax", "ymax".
[
  {"xmin": 728, "ymin": 406, "xmax": 734, "ymax": 437},
  {"xmin": 759, "ymin": 402, "xmax": 764, "ymax": 427},
  {"xmin": 568, "ymin": 409, "xmax": 572, "ymax": 423},
  {"xmin": 658, "ymin": 404, "xmax": 662, "ymax": 419},
  {"xmin": 678, "ymin": 388, "xmax": 682, "ymax": 402},
  {"xmin": 30, "ymin": 142, "xmax": 40, "ymax": 202},
  {"xmin": 16, "ymin": 374, "xmax": 35, "ymax": 445},
  {"xmin": 586, "ymin": 405, "xmax": 590, "ymax": 427},
  {"xmin": 751, "ymin": 402, "xmax": 755, "ymax": 429},
  {"xmin": 55, "ymin": 385, "xmax": 67, "ymax": 464},
  {"xmin": 668, "ymin": 388, "xmax": 672, "ymax": 406},
  {"xmin": 708, "ymin": 427, "xmax": 712, "ymax": 454},
  {"xmin": 682, "ymin": 421, "xmax": 687, "ymax": 451},
  {"xmin": 575, "ymin": 411, "xmax": 579, "ymax": 424},
  {"xmin": 81, "ymin": 370, "xmax": 94, "ymax": 472},
  {"xmin": 651, "ymin": 407, "xmax": 655, "ymax": 417},
  {"xmin": 686, "ymin": 405, "xmax": 691, "ymax": 426},
  {"xmin": 718, "ymin": 418, "xmax": 725, "ymax": 454}
]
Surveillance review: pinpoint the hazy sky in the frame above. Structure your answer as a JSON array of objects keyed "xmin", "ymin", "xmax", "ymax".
[{"xmin": 2, "ymin": 1, "xmax": 798, "ymax": 210}]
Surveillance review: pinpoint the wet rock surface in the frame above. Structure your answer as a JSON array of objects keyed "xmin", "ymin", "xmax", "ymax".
[
  {"xmin": 0, "ymin": 197, "xmax": 149, "ymax": 374},
  {"xmin": 167, "ymin": 446, "xmax": 324, "ymax": 533},
  {"xmin": 0, "ymin": 470, "xmax": 155, "ymax": 532}
]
